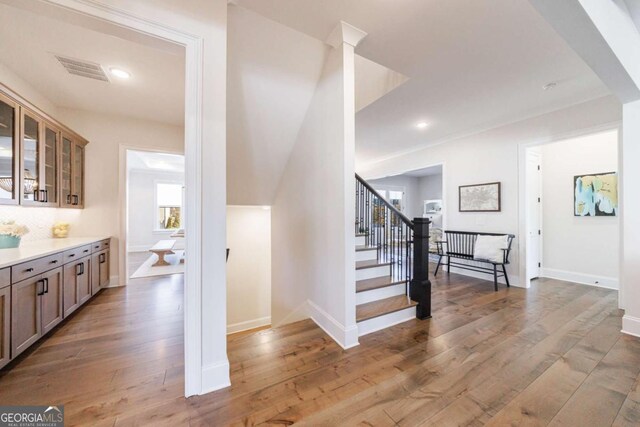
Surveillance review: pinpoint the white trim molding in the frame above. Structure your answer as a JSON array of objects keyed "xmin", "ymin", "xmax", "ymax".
[
  {"xmin": 622, "ymin": 315, "xmax": 640, "ymax": 338},
  {"xmin": 201, "ymin": 360, "xmax": 231, "ymax": 395},
  {"xmin": 540, "ymin": 268, "xmax": 618, "ymax": 290},
  {"xmin": 227, "ymin": 317, "xmax": 271, "ymax": 335},
  {"xmin": 34, "ymin": 0, "xmax": 222, "ymax": 398},
  {"xmin": 307, "ymin": 300, "xmax": 359, "ymax": 349}
]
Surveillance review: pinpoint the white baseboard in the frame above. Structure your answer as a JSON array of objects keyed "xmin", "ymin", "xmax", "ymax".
[
  {"xmin": 540, "ymin": 268, "xmax": 618, "ymax": 290},
  {"xmin": 104, "ymin": 275, "xmax": 123, "ymax": 288},
  {"xmin": 622, "ymin": 315, "xmax": 640, "ymax": 338},
  {"xmin": 307, "ymin": 300, "xmax": 359, "ymax": 350},
  {"xmin": 272, "ymin": 301, "xmax": 310, "ymax": 328},
  {"xmin": 227, "ymin": 316, "xmax": 271, "ymax": 334},
  {"xmin": 200, "ymin": 359, "xmax": 231, "ymax": 394},
  {"xmin": 442, "ymin": 264, "xmax": 523, "ymax": 288}
]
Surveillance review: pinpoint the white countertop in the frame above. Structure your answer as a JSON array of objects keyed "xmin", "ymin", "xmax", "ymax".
[{"xmin": 0, "ymin": 237, "xmax": 110, "ymax": 269}]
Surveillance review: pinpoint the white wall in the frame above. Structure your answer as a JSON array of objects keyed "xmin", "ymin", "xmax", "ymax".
[
  {"xmin": 226, "ymin": 206, "xmax": 271, "ymax": 333},
  {"xmin": 127, "ymin": 168, "xmax": 185, "ymax": 252},
  {"xmin": 368, "ymin": 175, "xmax": 420, "ymax": 219},
  {"xmin": 539, "ymin": 130, "xmax": 619, "ymax": 288},
  {"xmin": 271, "ymin": 37, "xmax": 358, "ymax": 348},
  {"xmin": 227, "ymin": 5, "xmax": 327, "ymax": 205},
  {"xmin": 360, "ymin": 95, "xmax": 622, "ymax": 286},
  {"xmin": 58, "ymin": 108, "xmax": 184, "ymax": 284}
]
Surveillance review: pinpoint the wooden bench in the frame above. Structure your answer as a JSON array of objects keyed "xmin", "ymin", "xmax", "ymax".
[
  {"xmin": 149, "ymin": 239, "xmax": 176, "ymax": 267},
  {"xmin": 434, "ymin": 230, "xmax": 515, "ymax": 291}
]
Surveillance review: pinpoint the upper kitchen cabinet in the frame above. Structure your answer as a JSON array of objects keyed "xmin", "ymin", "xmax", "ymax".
[
  {"xmin": 20, "ymin": 111, "xmax": 61, "ymax": 207},
  {"xmin": 60, "ymin": 133, "xmax": 86, "ymax": 209},
  {"xmin": 0, "ymin": 83, "xmax": 89, "ymax": 209},
  {"xmin": 0, "ymin": 92, "xmax": 20, "ymax": 205}
]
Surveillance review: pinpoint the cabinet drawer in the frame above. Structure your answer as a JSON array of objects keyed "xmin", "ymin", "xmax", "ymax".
[
  {"xmin": 63, "ymin": 245, "xmax": 92, "ymax": 264},
  {"xmin": 91, "ymin": 239, "xmax": 111, "ymax": 253},
  {"xmin": 11, "ymin": 253, "xmax": 63, "ymax": 283},
  {"xmin": 0, "ymin": 268, "xmax": 9, "ymax": 289}
]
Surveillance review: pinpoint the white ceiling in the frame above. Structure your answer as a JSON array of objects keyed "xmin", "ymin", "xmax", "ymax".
[
  {"xmin": 403, "ymin": 164, "xmax": 443, "ymax": 178},
  {"xmin": 624, "ymin": 0, "xmax": 640, "ymax": 33},
  {"xmin": 127, "ymin": 150, "xmax": 184, "ymax": 173},
  {"xmin": 237, "ymin": 0, "xmax": 611, "ymax": 168},
  {"xmin": 0, "ymin": 2, "xmax": 185, "ymax": 126}
]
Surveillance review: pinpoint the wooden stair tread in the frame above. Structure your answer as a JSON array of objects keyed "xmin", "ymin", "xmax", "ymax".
[
  {"xmin": 356, "ymin": 260, "xmax": 391, "ymax": 270},
  {"xmin": 355, "ymin": 245, "xmax": 377, "ymax": 252},
  {"xmin": 355, "ymin": 233, "xmax": 368, "ymax": 237},
  {"xmin": 356, "ymin": 295, "xmax": 417, "ymax": 322},
  {"xmin": 356, "ymin": 277, "xmax": 406, "ymax": 293}
]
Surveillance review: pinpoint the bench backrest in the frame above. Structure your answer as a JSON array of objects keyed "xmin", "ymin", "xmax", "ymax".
[{"xmin": 444, "ymin": 230, "xmax": 515, "ymax": 262}]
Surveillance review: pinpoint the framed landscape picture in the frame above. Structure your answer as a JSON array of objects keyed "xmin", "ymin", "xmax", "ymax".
[
  {"xmin": 574, "ymin": 172, "xmax": 618, "ymax": 216},
  {"xmin": 459, "ymin": 182, "xmax": 501, "ymax": 212}
]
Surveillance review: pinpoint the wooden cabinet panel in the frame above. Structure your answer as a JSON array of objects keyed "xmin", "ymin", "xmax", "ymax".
[
  {"xmin": 91, "ymin": 250, "xmax": 109, "ymax": 296},
  {"xmin": 0, "ymin": 268, "xmax": 9, "ymax": 289},
  {"xmin": 77, "ymin": 256, "xmax": 91, "ymax": 305},
  {"xmin": 99, "ymin": 251, "xmax": 110, "ymax": 288},
  {"xmin": 41, "ymin": 268, "xmax": 63, "ymax": 334},
  {"xmin": 12, "ymin": 253, "xmax": 63, "ymax": 284},
  {"xmin": 63, "ymin": 262, "xmax": 80, "ymax": 317},
  {"xmin": 0, "ymin": 286, "xmax": 10, "ymax": 369},
  {"xmin": 11, "ymin": 276, "xmax": 42, "ymax": 358}
]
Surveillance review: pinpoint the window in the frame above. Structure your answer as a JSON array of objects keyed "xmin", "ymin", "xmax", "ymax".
[{"xmin": 156, "ymin": 182, "xmax": 183, "ymax": 230}]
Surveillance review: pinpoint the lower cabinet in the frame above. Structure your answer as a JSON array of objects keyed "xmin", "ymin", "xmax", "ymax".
[
  {"xmin": 41, "ymin": 268, "xmax": 64, "ymax": 335},
  {"xmin": 0, "ymin": 285, "xmax": 10, "ymax": 369},
  {"xmin": 3, "ymin": 239, "xmax": 109, "ymax": 369},
  {"xmin": 91, "ymin": 250, "xmax": 110, "ymax": 295},
  {"xmin": 63, "ymin": 256, "xmax": 91, "ymax": 317},
  {"xmin": 11, "ymin": 267, "xmax": 64, "ymax": 359}
]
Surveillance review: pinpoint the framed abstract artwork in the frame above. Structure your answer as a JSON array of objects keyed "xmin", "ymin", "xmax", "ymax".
[
  {"xmin": 459, "ymin": 182, "xmax": 501, "ymax": 212},
  {"xmin": 574, "ymin": 172, "xmax": 618, "ymax": 216}
]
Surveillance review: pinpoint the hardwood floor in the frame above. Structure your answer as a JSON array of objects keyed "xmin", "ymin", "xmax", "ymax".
[{"xmin": 1, "ymin": 266, "xmax": 639, "ymax": 426}]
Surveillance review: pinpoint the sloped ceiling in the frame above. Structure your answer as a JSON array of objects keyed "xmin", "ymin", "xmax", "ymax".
[
  {"xmin": 236, "ymin": 0, "xmax": 610, "ymax": 169},
  {"xmin": 226, "ymin": 6, "xmax": 327, "ymax": 205}
]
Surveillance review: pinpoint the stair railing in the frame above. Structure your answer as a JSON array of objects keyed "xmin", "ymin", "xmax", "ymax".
[{"xmin": 355, "ymin": 174, "xmax": 432, "ymax": 319}]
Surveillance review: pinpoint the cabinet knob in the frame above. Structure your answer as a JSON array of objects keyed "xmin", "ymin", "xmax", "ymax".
[{"xmin": 25, "ymin": 267, "xmax": 34, "ymax": 272}]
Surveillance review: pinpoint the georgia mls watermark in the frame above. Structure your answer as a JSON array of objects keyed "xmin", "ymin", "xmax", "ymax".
[{"xmin": 0, "ymin": 406, "xmax": 64, "ymax": 427}]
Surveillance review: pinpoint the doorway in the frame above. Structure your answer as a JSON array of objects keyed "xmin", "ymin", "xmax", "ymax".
[
  {"xmin": 124, "ymin": 149, "xmax": 185, "ymax": 283},
  {"xmin": 525, "ymin": 148, "xmax": 542, "ymax": 282}
]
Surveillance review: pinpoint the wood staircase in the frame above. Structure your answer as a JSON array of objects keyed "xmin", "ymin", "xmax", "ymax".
[{"xmin": 354, "ymin": 233, "xmax": 418, "ymax": 336}]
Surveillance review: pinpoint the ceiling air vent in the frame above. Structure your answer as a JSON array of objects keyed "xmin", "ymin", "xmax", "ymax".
[{"xmin": 55, "ymin": 55, "xmax": 109, "ymax": 82}]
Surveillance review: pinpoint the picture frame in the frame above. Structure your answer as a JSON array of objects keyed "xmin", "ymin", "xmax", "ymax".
[{"xmin": 459, "ymin": 182, "xmax": 501, "ymax": 212}]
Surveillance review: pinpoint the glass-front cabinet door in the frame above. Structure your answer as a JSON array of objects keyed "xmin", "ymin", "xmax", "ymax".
[
  {"xmin": 72, "ymin": 142, "xmax": 84, "ymax": 208},
  {"xmin": 60, "ymin": 134, "xmax": 73, "ymax": 207},
  {"xmin": 60, "ymin": 133, "xmax": 84, "ymax": 208},
  {"xmin": 0, "ymin": 93, "xmax": 19, "ymax": 205},
  {"xmin": 20, "ymin": 110, "xmax": 41, "ymax": 204},
  {"xmin": 41, "ymin": 122, "xmax": 59, "ymax": 205}
]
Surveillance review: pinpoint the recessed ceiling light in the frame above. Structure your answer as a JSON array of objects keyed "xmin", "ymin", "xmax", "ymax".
[
  {"xmin": 543, "ymin": 82, "xmax": 557, "ymax": 91},
  {"xmin": 262, "ymin": 206, "xmax": 270, "ymax": 210},
  {"xmin": 110, "ymin": 68, "xmax": 131, "ymax": 79},
  {"xmin": 416, "ymin": 121, "xmax": 429, "ymax": 129}
]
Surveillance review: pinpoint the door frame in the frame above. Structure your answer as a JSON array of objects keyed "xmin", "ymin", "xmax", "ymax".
[
  {"xmin": 28, "ymin": 0, "xmax": 210, "ymax": 397},
  {"xmin": 524, "ymin": 148, "xmax": 543, "ymax": 283},
  {"xmin": 517, "ymin": 122, "xmax": 620, "ymax": 289}
]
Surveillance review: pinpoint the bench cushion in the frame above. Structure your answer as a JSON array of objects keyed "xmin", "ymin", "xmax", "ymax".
[{"xmin": 473, "ymin": 235, "xmax": 509, "ymax": 263}]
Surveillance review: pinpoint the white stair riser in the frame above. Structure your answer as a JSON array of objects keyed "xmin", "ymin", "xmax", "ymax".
[
  {"xmin": 357, "ymin": 306, "xmax": 416, "ymax": 336},
  {"xmin": 355, "ymin": 250, "xmax": 377, "ymax": 262},
  {"xmin": 356, "ymin": 265, "xmax": 390, "ymax": 281},
  {"xmin": 356, "ymin": 283, "xmax": 406, "ymax": 305},
  {"xmin": 355, "ymin": 235, "xmax": 367, "ymax": 246}
]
